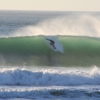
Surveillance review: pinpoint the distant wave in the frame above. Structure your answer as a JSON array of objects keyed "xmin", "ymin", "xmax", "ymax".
[{"xmin": 0, "ymin": 67, "xmax": 99, "ymax": 86}]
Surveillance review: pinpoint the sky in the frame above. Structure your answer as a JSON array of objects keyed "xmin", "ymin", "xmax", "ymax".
[{"xmin": 0, "ymin": 0, "xmax": 100, "ymax": 11}]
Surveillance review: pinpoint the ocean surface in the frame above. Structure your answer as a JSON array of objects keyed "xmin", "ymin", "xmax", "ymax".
[{"xmin": 0, "ymin": 10, "xmax": 100, "ymax": 100}]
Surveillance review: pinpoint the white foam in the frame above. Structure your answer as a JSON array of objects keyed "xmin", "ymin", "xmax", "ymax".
[
  {"xmin": 0, "ymin": 67, "xmax": 99, "ymax": 86},
  {"xmin": 0, "ymin": 85, "xmax": 98, "ymax": 99}
]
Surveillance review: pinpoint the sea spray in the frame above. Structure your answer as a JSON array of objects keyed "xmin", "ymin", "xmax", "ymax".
[
  {"xmin": 0, "ymin": 12, "xmax": 100, "ymax": 38},
  {"xmin": 10, "ymin": 14, "xmax": 100, "ymax": 37}
]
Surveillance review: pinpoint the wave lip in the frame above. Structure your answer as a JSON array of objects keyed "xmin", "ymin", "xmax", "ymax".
[{"xmin": 0, "ymin": 67, "xmax": 100, "ymax": 86}]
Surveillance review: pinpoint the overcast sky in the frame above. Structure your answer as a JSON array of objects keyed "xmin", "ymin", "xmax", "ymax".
[{"xmin": 0, "ymin": 0, "xmax": 100, "ymax": 11}]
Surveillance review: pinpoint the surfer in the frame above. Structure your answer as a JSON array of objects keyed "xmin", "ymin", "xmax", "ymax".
[{"xmin": 45, "ymin": 38, "xmax": 56, "ymax": 49}]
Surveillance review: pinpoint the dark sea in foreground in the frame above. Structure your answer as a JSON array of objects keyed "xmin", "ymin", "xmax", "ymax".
[{"xmin": 0, "ymin": 10, "xmax": 100, "ymax": 100}]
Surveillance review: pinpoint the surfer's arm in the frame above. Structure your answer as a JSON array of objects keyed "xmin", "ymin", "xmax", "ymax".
[
  {"xmin": 45, "ymin": 38, "xmax": 54, "ymax": 43},
  {"xmin": 45, "ymin": 38, "xmax": 50, "ymax": 41}
]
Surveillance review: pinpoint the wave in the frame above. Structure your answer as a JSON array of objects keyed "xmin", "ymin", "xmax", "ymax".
[
  {"xmin": 0, "ymin": 12, "xmax": 100, "ymax": 66},
  {"xmin": 0, "ymin": 66, "xmax": 99, "ymax": 86},
  {"xmin": 0, "ymin": 36, "xmax": 100, "ymax": 66}
]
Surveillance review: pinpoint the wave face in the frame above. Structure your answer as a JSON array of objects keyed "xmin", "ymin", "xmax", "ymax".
[{"xmin": 0, "ymin": 36, "xmax": 100, "ymax": 66}]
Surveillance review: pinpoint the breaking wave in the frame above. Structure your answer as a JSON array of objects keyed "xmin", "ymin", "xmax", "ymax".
[{"xmin": 0, "ymin": 66, "xmax": 99, "ymax": 86}]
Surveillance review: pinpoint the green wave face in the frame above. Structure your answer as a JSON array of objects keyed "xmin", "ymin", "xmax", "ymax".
[{"xmin": 0, "ymin": 36, "xmax": 100, "ymax": 67}]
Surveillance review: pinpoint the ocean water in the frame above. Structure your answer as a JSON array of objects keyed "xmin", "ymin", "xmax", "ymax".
[{"xmin": 0, "ymin": 10, "xmax": 100, "ymax": 100}]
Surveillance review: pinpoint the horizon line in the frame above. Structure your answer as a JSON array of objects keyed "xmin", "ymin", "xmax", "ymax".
[{"xmin": 0, "ymin": 9, "xmax": 99, "ymax": 12}]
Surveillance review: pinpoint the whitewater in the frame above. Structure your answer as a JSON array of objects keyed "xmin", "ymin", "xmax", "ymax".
[
  {"xmin": 0, "ymin": 66, "xmax": 100, "ymax": 100},
  {"xmin": 0, "ymin": 10, "xmax": 100, "ymax": 100}
]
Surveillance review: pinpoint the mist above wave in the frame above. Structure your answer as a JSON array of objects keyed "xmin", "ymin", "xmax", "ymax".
[
  {"xmin": 0, "ymin": 12, "xmax": 100, "ymax": 38},
  {"xmin": 7, "ymin": 13, "xmax": 100, "ymax": 38}
]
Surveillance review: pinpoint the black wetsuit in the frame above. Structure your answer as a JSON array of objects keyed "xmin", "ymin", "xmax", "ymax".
[{"xmin": 45, "ymin": 38, "xmax": 56, "ymax": 49}]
